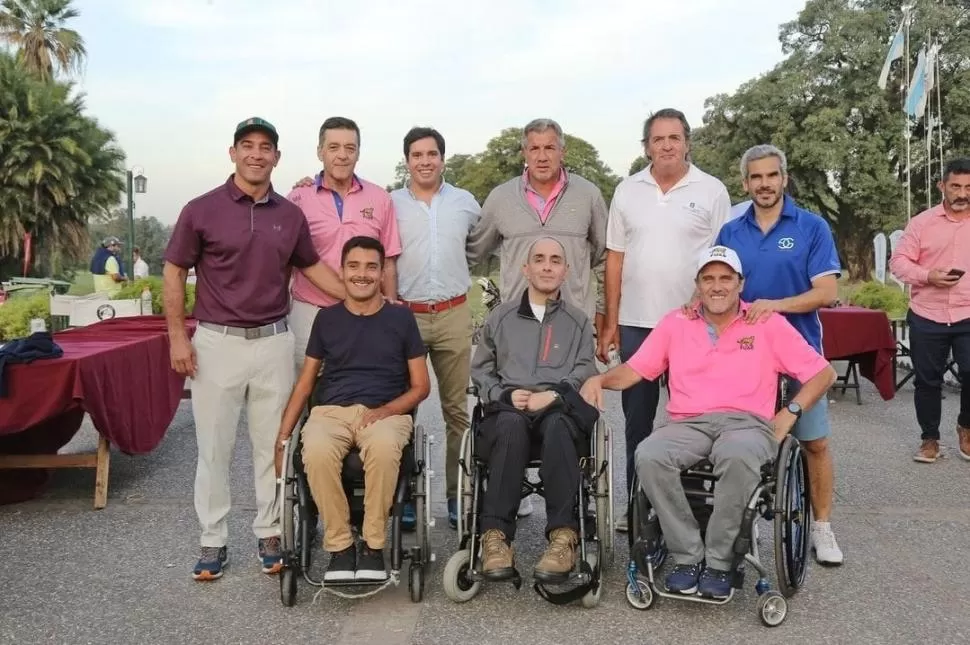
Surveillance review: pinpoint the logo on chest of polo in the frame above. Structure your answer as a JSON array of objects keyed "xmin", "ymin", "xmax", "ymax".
[
  {"xmin": 360, "ymin": 207, "xmax": 374, "ymax": 219},
  {"xmin": 737, "ymin": 336, "xmax": 755, "ymax": 351},
  {"xmin": 777, "ymin": 237, "xmax": 795, "ymax": 250}
]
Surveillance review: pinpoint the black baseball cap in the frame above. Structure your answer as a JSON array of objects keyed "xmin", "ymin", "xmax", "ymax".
[{"xmin": 233, "ymin": 117, "xmax": 279, "ymax": 147}]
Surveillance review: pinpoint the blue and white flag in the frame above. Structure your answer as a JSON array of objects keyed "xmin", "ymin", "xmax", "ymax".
[
  {"xmin": 905, "ymin": 46, "xmax": 929, "ymax": 118},
  {"xmin": 878, "ymin": 21, "xmax": 906, "ymax": 90}
]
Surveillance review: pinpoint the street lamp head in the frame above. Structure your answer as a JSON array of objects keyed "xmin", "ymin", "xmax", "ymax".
[{"xmin": 133, "ymin": 173, "xmax": 148, "ymax": 194}]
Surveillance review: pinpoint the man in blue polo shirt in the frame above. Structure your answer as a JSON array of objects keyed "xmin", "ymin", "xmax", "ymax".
[{"xmin": 714, "ymin": 144, "xmax": 844, "ymax": 566}]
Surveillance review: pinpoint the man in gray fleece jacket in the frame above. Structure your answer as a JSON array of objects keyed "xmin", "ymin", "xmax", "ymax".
[
  {"xmin": 469, "ymin": 237, "xmax": 599, "ymax": 583},
  {"xmin": 466, "ymin": 118, "xmax": 608, "ymax": 333}
]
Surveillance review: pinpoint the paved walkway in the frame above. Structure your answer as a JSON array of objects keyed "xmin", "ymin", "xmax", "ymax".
[{"xmin": 2, "ymin": 371, "xmax": 968, "ymax": 645}]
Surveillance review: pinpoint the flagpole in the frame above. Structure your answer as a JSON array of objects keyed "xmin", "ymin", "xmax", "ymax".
[
  {"xmin": 925, "ymin": 30, "xmax": 932, "ymax": 211},
  {"xmin": 904, "ymin": 8, "xmax": 912, "ymax": 221},
  {"xmin": 936, "ymin": 44, "xmax": 944, "ymax": 173}
]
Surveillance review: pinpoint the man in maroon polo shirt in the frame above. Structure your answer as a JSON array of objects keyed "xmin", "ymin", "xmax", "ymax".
[{"xmin": 162, "ymin": 117, "xmax": 345, "ymax": 582}]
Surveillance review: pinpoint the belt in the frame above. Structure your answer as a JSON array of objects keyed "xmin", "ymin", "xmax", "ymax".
[
  {"xmin": 199, "ymin": 319, "xmax": 289, "ymax": 340},
  {"xmin": 401, "ymin": 294, "xmax": 467, "ymax": 314}
]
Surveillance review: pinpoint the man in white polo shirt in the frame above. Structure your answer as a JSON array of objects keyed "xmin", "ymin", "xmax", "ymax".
[{"xmin": 599, "ymin": 108, "xmax": 731, "ymax": 531}]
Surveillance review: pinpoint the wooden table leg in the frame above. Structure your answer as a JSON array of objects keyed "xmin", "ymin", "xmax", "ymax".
[{"xmin": 94, "ymin": 435, "xmax": 111, "ymax": 510}]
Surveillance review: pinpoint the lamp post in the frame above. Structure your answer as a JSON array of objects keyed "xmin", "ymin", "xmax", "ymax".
[{"xmin": 126, "ymin": 166, "xmax": 147, "ymax": 275}]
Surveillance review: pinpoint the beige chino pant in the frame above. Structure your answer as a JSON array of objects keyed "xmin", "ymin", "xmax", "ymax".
[
  {"xmin": 412, "ymin": 302, "xmax": 472, "ymax": 500},
  {"xmin": 190, "ymin": 325, "xmax": 295, "ymax": 547},
  {"xmin": 301, "ymin": 405, "xmax": 413, "ymax": 552}
]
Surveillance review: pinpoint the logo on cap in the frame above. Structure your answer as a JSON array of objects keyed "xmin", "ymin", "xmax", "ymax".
[{"xmin": 709, "ymin": 247, "xmax": 727, "ymax": 258}]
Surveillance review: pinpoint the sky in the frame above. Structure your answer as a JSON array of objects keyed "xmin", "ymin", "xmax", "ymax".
[{"xmin": 69, "ymin": 0, "xmax": 809, "ymax": 224}]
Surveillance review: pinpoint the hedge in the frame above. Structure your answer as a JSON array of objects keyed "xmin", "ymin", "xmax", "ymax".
[
  {"xmin": 0, "ymin": 279, "xmax": 196, "ymax": 342},
  {"xmin": 847, "ymin": 281, "xmax": 909, "ymax": 319}
]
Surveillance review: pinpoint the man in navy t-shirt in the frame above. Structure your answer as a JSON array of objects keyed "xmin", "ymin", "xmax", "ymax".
[
  {"xmin": 275, "ymin": 236, "xmax": 430, "ymax": 583},
  {"xmin": 714, "ymin": 144, "xmax": 843, "ymax": 566}
]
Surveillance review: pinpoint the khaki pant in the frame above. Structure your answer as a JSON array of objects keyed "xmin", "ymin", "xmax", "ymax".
[
  {"xmin": 301, "ymin": 405, "xmax": 413, "ymax": 552},
  {"xmin": 413, "ymin": 302, "xmax": 472, "ymax": 500},
  {"xmin": 289, "ymin": 298, "xmax": 321, "ymax": 376},
  {"xmin": 190, "ymin": 325, "xmax": 295, "ymax": 547}
]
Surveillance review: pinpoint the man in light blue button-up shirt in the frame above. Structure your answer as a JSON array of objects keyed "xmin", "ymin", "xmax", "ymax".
[{"xmin": 391, "ymin": 127, "xmax": 482, "ymax": 530}]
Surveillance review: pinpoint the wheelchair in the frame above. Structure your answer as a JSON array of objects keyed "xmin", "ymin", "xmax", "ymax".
[
  {"xmin": 443, "ymin": 385, "xmax": 615, "ymax": 607},
  {"xmin": 276, "ymin": 383, "xmax": 435, "ymax": 606},
  {"xmin": 624, "ymin": 378, "xmax": 812, "ymax": 627}
]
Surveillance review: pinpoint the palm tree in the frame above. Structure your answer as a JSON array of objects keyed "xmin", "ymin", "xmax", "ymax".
[
  {"xmin": 0, "ymin": 0, "xmax": 85, "ymax": 81},
  {"xmin": 0, "ymin": 52, "xmax": 124, "ymax": 277}
]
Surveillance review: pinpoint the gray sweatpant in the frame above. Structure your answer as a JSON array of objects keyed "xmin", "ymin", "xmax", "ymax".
[{"xmin": 635, "ymin": 412, "xmax": 778, "ymax": 570}]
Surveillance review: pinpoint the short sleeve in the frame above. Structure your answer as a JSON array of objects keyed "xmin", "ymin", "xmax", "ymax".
[
  {"xmin": 807, "ymin": 219, "xmax": 841, "ymax": 281},
  {"xmin": 104, "ymin": 256, "xmax": 119, "ymax": 274},
  {"xmin": 305, "ymin": 310, "xmax": 327, "ymax": 359},
  {"xmin": 626, "ymin": 315, "xmax": 673, "ymax": 380},
  {"xmin": 766, "ymin": 315, "xmax": 830, "ymax": 382},
  {"xmin": 401, "ymin": 309, "xmax": 426, "ymax": 359},
  {"xmin": 605, "ymin": 190, "xmax": 626, "ymax": 252},
  {"xmin": 290, "ymin": 214, "xmax": 319, "ymax": 269},
  {"xmin": 163, "ymin": 203, "xmax": 202, "ymax": 268},
  {"xmin": 381, "ymin": 195, "xmax": 403, "ymax": 258}
]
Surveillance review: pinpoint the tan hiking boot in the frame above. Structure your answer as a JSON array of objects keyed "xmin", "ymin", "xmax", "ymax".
[
  {"xmin": 480, "ymin": 529, "xmax": 514, "ymax": 580},
  {"xmin": 534, "ymin": 527, "xmax": 578, "ymax": 581},
  {"xmin": 913, "ymin": 439, "xmax": 940, "ymax": 463},
  {"xmin": 958, "ymin": 426, "xmax": 970, "ymax": 462}
]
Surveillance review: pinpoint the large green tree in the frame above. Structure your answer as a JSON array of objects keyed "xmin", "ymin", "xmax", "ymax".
[
  {"xmin": 0, "ymin": 0, "xmax": 85, "ymax": 81},
  {"xmin": 0, "ymin": 52, "xmax": 125, "ymax": 278},
  {"xmin": 690, "ymin": 0, "xmax": 969, "ymax": 280},
  {"xmin": 88, "ymin": 210, "xmax": 172, "ymax": 276}
]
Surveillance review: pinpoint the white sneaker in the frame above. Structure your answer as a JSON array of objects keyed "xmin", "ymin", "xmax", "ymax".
[
  {"xmin": 517, "ymin": 496, "xmax": 534, "ymax": 517},
  {"xmin": 812, "ymin": 523, "xmax": 844, "ymax": 566}
]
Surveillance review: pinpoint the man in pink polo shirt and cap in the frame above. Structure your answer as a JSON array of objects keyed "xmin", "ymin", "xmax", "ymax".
[
  {"xmin": 580, "ymin": 245, "xmax": 835, "ymax": 599},
  {"xmin": 287, "ymin": 117, "xmax": 402, "ymax": 373}
]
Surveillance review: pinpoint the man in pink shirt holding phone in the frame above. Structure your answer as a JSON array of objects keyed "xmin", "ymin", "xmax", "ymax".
[
  {"xmin": 580, "ymin": 245, "xmax": 835, "ymax": 598},
  {"xmin": 890, "ymin": 157, "xmax": 970, "ymax": 463}
]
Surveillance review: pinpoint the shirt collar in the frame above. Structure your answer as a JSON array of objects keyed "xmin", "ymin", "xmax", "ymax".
[
  {"xmin": 315, "ymin": 172, "xmax": 362, "ymax": 194},
  {"xmin": 517, "ymin": 288, "xmax": 563, "ymax": 318},
  {"xmin": 690, "ymin": 299, "xmax": 750, "ymax": 320},
  {"xmin": 406, "ymin": 179, "xmax": 448, "ymax": 201},
  {"xmin": 742, "ymin": 194, "xmax": 799, "ymax": 225},
  {"xmin": 523, "ymin": 167, "xmax": 567, "ymax": 194},
  {"xmin": 225, "ymin": 175, "xmax": 278, "ymax": 203},
  {"xmin": 635, "ymin": 163, "xmax": 698, "ymax": 187}
]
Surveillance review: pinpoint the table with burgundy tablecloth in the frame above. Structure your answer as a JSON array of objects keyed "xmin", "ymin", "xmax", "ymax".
[
  {"xmin": 819, "ymin": 306, "xmax": 897, "ymax": 402},
  {"xmin": 0, "ymin": 316, "xmax": 194, "ymax": 506}
]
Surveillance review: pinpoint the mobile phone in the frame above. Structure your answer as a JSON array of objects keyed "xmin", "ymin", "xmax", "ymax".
[{"xmin": 947, "ymin": 268, "xmax": 966, "ymax": 278}]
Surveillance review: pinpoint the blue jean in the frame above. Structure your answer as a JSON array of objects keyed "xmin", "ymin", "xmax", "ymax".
[{"xmin": 619, "ymin": 325, "xmax": 661, "ymax": 489}]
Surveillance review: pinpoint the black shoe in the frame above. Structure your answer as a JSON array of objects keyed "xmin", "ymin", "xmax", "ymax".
[
  {"xmin": 324, "ymin": 545, "xmax": 356, "ymax": 582},
  {"xmin": 356, "ymin": 544, "xmax": 388, "ymax": 581}
]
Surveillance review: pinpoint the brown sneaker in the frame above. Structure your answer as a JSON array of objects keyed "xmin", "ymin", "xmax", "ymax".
[
  {"xmin": 913, "ymin": 439, "xmax": 940, "ymax": 463},
  {"xmin": 480, "ymin": 529, "xmax": 515, "ymax": 580},
  {"xmin": 534, "ymin": 527, "xmax": 578, "ymax": 582},
  {"xmin": 958, "ymin": 426, "xmax": 970, "ymax": 461}
]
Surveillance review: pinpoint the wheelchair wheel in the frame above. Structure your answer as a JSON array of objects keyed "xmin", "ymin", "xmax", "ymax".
[
  {"xmin": 280, "ymin": 568, "xmax": 297, "ymax": 607},
  {"xmin": 757, "ymin": 591, "xmax": 788, "ymax": 627},
  {"xmin": 408, "ymin": 563, "xmax": 424, "ymax": 603},
  {"xmin": 773, "ymin": 437, "xmax": 812, "ymax": 598},
  {"xmin": 625, "ymin": 580, "xmax": 655, "ymax": 610},
  {"xmin": 592, "ymin": 419, "xmax": 614, "ymax": 561},
  {"xmin": 580, "ymin": 541, "xmax": 603, "ymax": 609},
  {"xmin": 443, "ymin": 549, "xmax": 481, "ymax": 603}
]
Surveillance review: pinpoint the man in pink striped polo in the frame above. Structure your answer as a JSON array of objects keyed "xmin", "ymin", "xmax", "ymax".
[
  {"xmin": 286, "ymin": 117, "xmax": 402, "ymax": 373},
  {"xmin": 890, "ymin": 157, "xmax": 970, "ymax": 463}
]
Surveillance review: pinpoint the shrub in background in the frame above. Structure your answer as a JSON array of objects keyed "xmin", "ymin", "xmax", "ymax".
[
  {"xmin": 848, "ymin": 281, "xmax": 909, "ymax": 318},
  {"xmin": 0, "ymin": 293, "xmax": 51, "ymax": 341},
  {"xmin": 111, "ymin": 277, "xmax": 195, "ymax": 315}
]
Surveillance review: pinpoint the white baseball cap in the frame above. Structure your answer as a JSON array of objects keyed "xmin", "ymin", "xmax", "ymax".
[{"xmin": 696, "ymin": 245, "xmax": 744, "ymax": 277}]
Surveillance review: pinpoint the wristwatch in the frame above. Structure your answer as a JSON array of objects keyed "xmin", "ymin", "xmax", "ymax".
[{"xmin": 786, "ymin": 402, "xmax": 803, "ymax": 419}]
